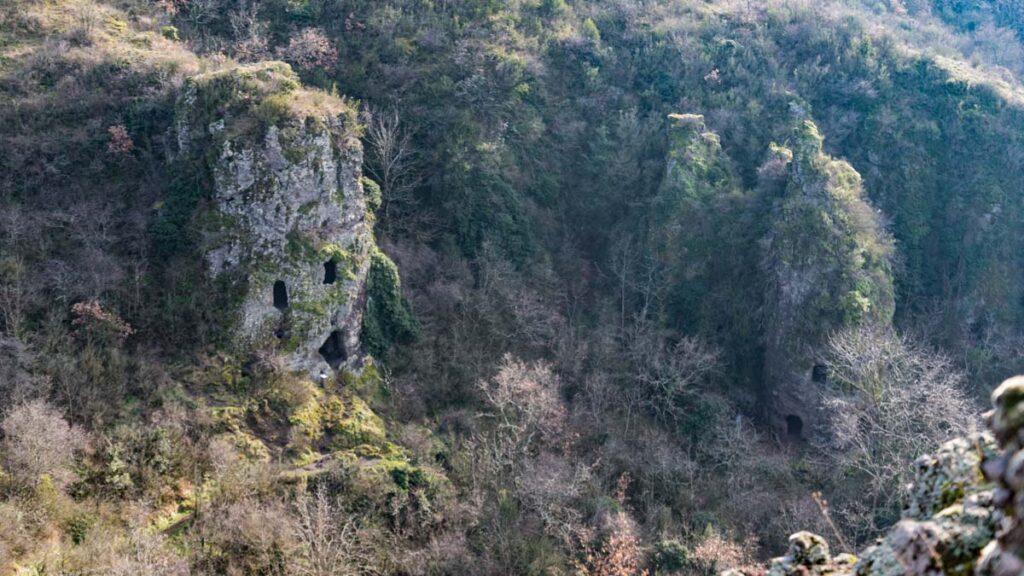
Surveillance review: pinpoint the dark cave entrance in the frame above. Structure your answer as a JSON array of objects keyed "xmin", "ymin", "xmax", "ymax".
[
  {"xmin": 273, "ymin": 280, "xmax": 289, "ymax": 310},
  {"xmin": 324, "ymin": 260, "xmax": 338, "ymax": 285},
  {"xmin": 786, "ymin": 414, "xmax": 804, "ymax": 438},
  {"xmin": 318, "ymin": 330, "xmax": 347, "ymax": 370},
  {"xmin": 812, "ymin": 364, "xmax": 828, "ymax": 384}
]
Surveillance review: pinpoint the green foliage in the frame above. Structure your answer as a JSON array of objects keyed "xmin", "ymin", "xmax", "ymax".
[
  {"xmin": 179, "ymin": 61, "xmax": 347, "ymax": 148},
  {"xmin": 539, "ymin": 0, "xmax": 569, "ymax": 19},
  {"xmin": 160, "ymin": 26, "xmax": 179, "ymax": 41},
  {"xmin": 651, "ymin": 539, "xmax": 688, "ymax": 573},
  {"xmin": 289, "ymin": 387, "xmax": 388, "ymax": 451},
  {"xmin": 149, "ymin": 163, "xmax": 207, "ymax": 259},
  {"xmin": 361, "ymin": 176, "xmax": 382, "ymax": 213},
  {"xmin": 386, "ymin": 460, "xmax": 427, "ymax": 490},
  {"xmin": 582, "ymin": 18, "xmax": 601, "ymax": 43},
  {"xmin": 361, "ymin": 249, "xmax": 418, "ymax": 358},
  {"xmin": 64, "ymin": 512, "xmax": 96, "ymax": 545},
  {"xmin": 765, "ymin": 119, "xmax": 895, "ymax": 339},
  {"xmin": 7, "ymin": 0, "xmax": 1024, "ymax": 569},
  {"xmin": 650, "ymin": 115, "xmax": 761, "ymax": 347},
  {"xmin": 327, "ymin": 395, "xmax": 387, "ymax": 449}
]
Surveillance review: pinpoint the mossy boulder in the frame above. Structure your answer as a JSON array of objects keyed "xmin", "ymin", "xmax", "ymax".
[
  {"xmin": 324, "ymin": 395, "xmax": 386, "ymax": 449},
  {"xmin": 287, "ymin": 387, "xmax": 387, "ymax": 453}
]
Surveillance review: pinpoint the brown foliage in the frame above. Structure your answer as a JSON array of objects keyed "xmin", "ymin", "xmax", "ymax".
[
  {"xmin": 71, "ymin": 300, "xmax": 134, "ymax": 345},
  {"xmin": 277, "ymin": 29, "xmax": 337, "ymax": 72},
  {"xmin": 1, "ymin": 400, "xmax": 88, "ymax": 488},
  {"xmin": 106, "ymin": 125, "xmax": 134, "ymax": 156}
]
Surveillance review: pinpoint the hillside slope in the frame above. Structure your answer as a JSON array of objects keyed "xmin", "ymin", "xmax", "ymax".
[
  {"xmin": 728, "ymin": 376, "xmax": 1024, "ymax": 576},
  {"xmin": 4, "ymin": 0, "xmax": 1024, "ymax": 574}
]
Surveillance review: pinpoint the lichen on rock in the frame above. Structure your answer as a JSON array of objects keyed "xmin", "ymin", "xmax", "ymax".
[
  {"xmin": 175, "ymin": 61, "xmax": 375, "ymax": 374},
  {"xmin": 761, "ymin": 117, "xmax": 895, "ymax": 440},
  {"xmin": 722, "ymin": 376, "xmax": 1024, "ymax": 576}
]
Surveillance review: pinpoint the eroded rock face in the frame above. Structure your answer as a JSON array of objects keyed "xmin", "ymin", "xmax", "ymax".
[
  {"xmin": 176, "ymin": 62, "xmax": 374, "ymax": 374},
  {"xmin": 760, "ymin": 119, "xmax": 894, "ymax": 441},
  {"xmin": 976, "ymin": 376, "xmax": 1024, "ymax": 575},
  {"xmin": 721, "ymin": 377, "xmax": 1024, "ymax": 576}
]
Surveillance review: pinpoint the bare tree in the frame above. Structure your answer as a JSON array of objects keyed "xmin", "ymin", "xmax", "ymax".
[
  {"xmin": 196, "ymin": 497, "xmax": 298, "ymax": 575},
  {"xmin": 605, "ymin": 235, "xmax": 659, "ymax": 331},
  {"xmin": 572, "ymin": 475, "xmax": 649, "ymax": 576},
  {"xmin": 229, "ymin": 0, "xmax": 269, "ymax": 62},
  {"xmin": 0, "ymin": 207, "xmax": 38, "ymax": 337},
  {"xmin": 0, "ymin": 255, "xmax": 27, "ymax": 337},
  {"xmin": 818, "ymin": 326, "xmax": 980, "ymax": 539},
  {"xmin": 477, "ymin": 356, "xmax": 567, "ymax": 460},
  {"xmin": 181, "ymin": 0, "xmax": 223, "ymax": 32},
  {"xmin": 107, "ymin": 520, "xmax": 190, "ymax": 576},
  {"xmin": 294, "ymin": 485, "xmax": 380, "ymax": 576},
  {"xmin": 1, "ymin": 400, "xmax": 88, "ymax": 488},
  {"xmin": 622, "ymin": 320, "xmax": 720, "ymax": 428},
  {"xmin": 466, "ymin": 355, "xmax": 569, "ymax": 499},
  {"xmin": 363, "ymin": 107, "xmax": 421, "ymax": 234}
]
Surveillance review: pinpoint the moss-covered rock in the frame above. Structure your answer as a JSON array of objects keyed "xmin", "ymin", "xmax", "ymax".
[
  {"xmin": 726, "ymin": 376, "xmax": 1024, "ymax": 576},
  {"xmin": 324, "ymin": 395, "xmax": 386, "ymax": 449},
  {"xmin": 907, "ymin": 435, "xmax": 997, "ymax": 520},
  {"xmin": 761, "ymin": 116, "xmax": 895, "ymax": 438},
  {"xmin": 650, "ymin": 114, "xmax": 751, "ymax": 335},
  {"xmin": 175, "ymin": 61, "xmax": 379, "ymax": 374},
  {"xmin": 286, "ymin": 386, "xmax": 387, "ymax": 454},
  {"xmin": 766, "ymin": 532, "xmax": 831, "ymax": 575}
]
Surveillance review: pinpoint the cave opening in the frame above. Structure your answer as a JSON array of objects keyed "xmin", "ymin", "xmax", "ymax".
[
  {"xmin": 318, "ymin": 330, "xmax": 347, "ymax": 370},
  {"xmin": 812, "ymin": 364, "xmax": 828, "ymax": 384},
  {"xmin": 273, "ymin": 280, "xmax": 289, "ymax": 310},
  {"xmin": 324, "ymin": 260, "xmax": 338, "ymax": 285},
  {"xmin": 786, "ymin": 414, "xmax": 804, "ymax": 438}
]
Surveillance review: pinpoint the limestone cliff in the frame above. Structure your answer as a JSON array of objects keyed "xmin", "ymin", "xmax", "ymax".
[
  {"xmin": 760, "ymin": 119, "xmax": 895, "ymax": 440},
  {"xmin": 175, "ymin": 62, "xmax": 376, "ymax": 374},
  {"xmin": 651, "ymin": 114, "xmax": 754, "ymax": 336}
]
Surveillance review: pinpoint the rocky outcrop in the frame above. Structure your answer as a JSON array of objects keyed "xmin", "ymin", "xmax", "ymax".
[
  {"xmin": 651, "ymin": 113, "xmax": 895, "ymax": 441},
  {"xmin": 650, "ymin": 113, "xmax": 751, "ymax": 337},
  {"xmin": 176, "ymin": 62, "xmax": 375, "ymax": 374},
  {"xmin": 724, "ymin": 376, "xmax": 1024, "ymax": 576},
  {"xmin": 976, "ymin": 376, "xmax": 1024, "ymax": 575},
  {"xmin": 760, "ymin": 119, "xmax": 895, "ymax": 441}
]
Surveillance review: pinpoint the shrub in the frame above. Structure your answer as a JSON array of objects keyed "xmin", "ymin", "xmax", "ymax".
[
  {"xmin": 106, "ymin": 125, "xmax": 134, "ymax": 156},
  {"xmin": 360, "ymin": 248, "xmax": 418, "ymax": 358},
  {"xmin": 651, "ymin": 539, "xmax": 687, "ymax": 573},
  {"xmin": 582, "ymin": 18, "xmax": 601, "ymax": 43},
  {"xmin": 0, "ymin": 400, "xmax": 88, "ymax": 489},
  {"xmin": 71, "ymin": 300, "xmax": 134, "ymax": 345},
  {"xmin": 196, "ymin": 498, "xmax": 298, "ymax": 575},
  {"xmin": 361, "ymin": 176, "xmax": 382, "ymax": 213},
  {"xmin": 160, "ymin": 25, "xmax": 179, "ymax": 40},
  {"xmin": 689, "ymin": 528, "xmax": 759, "ymax": 574},
  {"xmin": 277, "ymin": 29, "xmax": 337, "ymax": 72},
  {"xmin": 293, "ymin": 486, "xmax": 382, "ymax": 575}
]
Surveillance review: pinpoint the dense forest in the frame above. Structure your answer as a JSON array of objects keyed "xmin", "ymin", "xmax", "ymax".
[{"xmin": 3, "ymin": 0, "xmax": 1024, "ymax": 574}]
